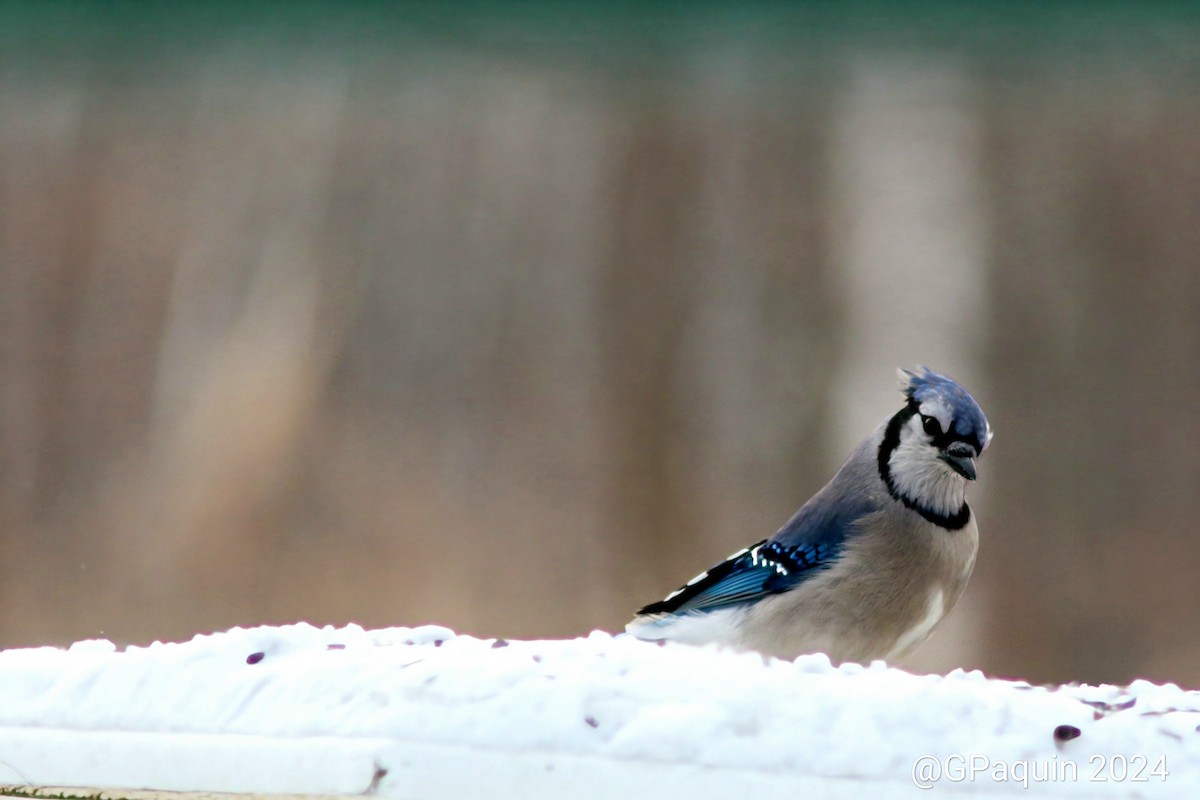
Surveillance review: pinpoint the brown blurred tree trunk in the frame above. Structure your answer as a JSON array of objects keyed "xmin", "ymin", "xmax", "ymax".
[
  {"xmin": 981, "ymin": 71, "xmax": 1200, "ymax": 684},
  {"xmin": 594, "ymin": 102, "xmax": 701, "ymax": 621}
]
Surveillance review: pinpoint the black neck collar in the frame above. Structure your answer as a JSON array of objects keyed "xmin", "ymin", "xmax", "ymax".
[{"xmin": 877, "ymin": 402, "xmax": 971, "ymax": 531}]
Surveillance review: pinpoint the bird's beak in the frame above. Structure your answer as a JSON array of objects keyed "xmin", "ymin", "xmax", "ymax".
[{"xmin": 940, "ymin": 442, "xmax": 978, "ymax": 481}]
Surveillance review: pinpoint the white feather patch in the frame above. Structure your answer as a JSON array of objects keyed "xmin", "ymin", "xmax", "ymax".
[
  {"xmin": 625, "ymin": 606, "xmax": 745, "ymax": 647},
  {"xmin": 888, "ymin": 589, "xmax": 945, "ymax": 659}
]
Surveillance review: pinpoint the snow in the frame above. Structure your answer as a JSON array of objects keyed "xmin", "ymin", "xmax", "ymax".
[{"xmin": 1, "ymin": 623, "xmax": 1198, "ymax": 798}]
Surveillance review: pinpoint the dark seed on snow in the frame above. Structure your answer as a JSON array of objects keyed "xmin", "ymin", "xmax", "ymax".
[
  {"xmin": 585, "ymin": 716, "xmax": 599, "ymax": 728},
  {"xmin": 246, "ymin": 652, "xmax": 265, "ymax": 665},
  {"xmin": 532, "ymin": 654, "xmax": 542, "ymax": 663},
  {"xmin": 327, "ymin": 643, "xmax": 346, "ymax": 650},
  {"xmin": 434, "ymin": 639, "xmax": 444, "ymax": 647},
  {"xmin": 1054, "ymin": 725, "xmax": 1081, "ymax": 742},
  {"xmin": 492, "ymin": 639, "xmax": 510, "ymax": 649}
]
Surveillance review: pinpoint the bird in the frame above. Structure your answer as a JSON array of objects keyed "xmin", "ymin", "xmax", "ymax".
[{"xmin": 626, "ymin": 366, "xmax": 992, "ymax": 664}]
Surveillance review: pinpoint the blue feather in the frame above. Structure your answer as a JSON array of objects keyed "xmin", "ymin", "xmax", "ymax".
[{"xmin": 636, "ymin": 496, "xmax": 873, "ymax": 616}]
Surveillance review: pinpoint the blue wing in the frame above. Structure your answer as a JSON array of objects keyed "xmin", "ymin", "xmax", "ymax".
[{"xmin": 635, "ymin": 495, "xmax": 874, "ymax": 617}]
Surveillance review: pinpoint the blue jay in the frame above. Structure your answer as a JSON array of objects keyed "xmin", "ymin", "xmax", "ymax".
[{"xmin": 626, "ymin": 367, "xmax": 992, "ymax": 663}]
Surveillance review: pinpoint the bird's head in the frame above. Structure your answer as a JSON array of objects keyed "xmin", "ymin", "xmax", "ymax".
[{"xmin": 878, "ymin": 367, "xmax": 992, "ymax": 529}]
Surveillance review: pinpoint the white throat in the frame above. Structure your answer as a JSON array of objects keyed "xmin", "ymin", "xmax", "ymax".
[{"xmin": 887, "ymin": 433, "xmax": 966, "ymax": 519}]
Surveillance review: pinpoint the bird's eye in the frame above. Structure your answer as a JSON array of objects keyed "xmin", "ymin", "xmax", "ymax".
[{"xmin": 920, "ymin": 415, "xmax": 942, "ymax": 437}]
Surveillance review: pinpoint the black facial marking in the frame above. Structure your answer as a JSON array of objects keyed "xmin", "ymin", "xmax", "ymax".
[
  {"xmin": 917, "ymin": 412, "xmax": 979, "ymax": 453},
  {"xmin": 878, "ymin": 401, "xmax": 971, "ymax": 531},
  {"xmin": 878, "ymin": 402, "xmax": 916, "ymax": 479}
]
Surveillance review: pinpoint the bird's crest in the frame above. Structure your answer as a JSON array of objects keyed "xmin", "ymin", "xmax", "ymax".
[{"xmin": 897, "ymin": 366, "xmax": 993, "ymax": 451}]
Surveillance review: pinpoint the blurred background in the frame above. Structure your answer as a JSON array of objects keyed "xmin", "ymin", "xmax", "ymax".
[{"xmin": 1, "ymin": 2, "xmax": 1198, "ymax": 687}]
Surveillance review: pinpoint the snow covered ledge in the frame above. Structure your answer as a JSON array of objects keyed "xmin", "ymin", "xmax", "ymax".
[{"xmin": 1, "ymin": 624, "xmax": 1197, "ymax": 799}]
